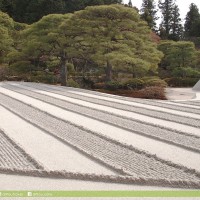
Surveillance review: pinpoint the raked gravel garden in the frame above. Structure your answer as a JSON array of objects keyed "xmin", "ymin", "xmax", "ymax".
[{"xmin": 0, "ymin": 81, "xmax": 200, "ymax": 190}]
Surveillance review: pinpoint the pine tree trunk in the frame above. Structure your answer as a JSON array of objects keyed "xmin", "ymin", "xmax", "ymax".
[
  {"xmin": 60, "ymin": 52, "xmax": 67, "ymax": 86},
  {"xmin": 105, "ymin": 60, "xmax": 112, "ymax": 82}
]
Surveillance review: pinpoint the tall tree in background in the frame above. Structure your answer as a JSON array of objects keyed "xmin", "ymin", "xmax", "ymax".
[
  {"xmin": 169, "ymin": 4, "xmax": 183, "ymax": 41},
  {"xmin": 0, "ymin": 0, "xmax": 65, "ymax": 24},
  {"xmin": 128, "ymin": 0, "xmax": 132, "ymax": 7},
  {"xmin": 0, "ymin": 0, "xmax": 14, "ymax": 16},
  {"xmin": 0, "ymin": 0, "xmax": 122, "ymax": 24},
  {"xmin": 184, "ymin": 3, "xmax": 200, "ymax": 37},
  {"xmin": 158, "ymin": 0, "xmax": 174, "ymax": 39},
  {"xmin": 140, "ymin": 0, "xmax": 158, "ymax": 30}
]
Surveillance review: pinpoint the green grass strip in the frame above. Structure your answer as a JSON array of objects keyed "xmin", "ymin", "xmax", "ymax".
[{"xmin": 0, "ymin": 191, "xmax": 200, "ymax": 197}]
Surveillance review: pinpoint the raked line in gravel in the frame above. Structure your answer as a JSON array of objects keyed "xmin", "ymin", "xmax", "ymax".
[{"xmin": 0, "ymin": 129, "xmax": 43, "ymax": 171}]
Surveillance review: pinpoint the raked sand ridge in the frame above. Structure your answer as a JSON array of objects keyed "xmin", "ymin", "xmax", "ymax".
[{"xmin": 0, "ymin": 81, "xmax": 200, "ymax": 190}]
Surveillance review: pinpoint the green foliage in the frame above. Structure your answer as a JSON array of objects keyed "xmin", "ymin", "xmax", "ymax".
[
  {"xmin": 169, "ymin": 5, "xmax": 183, "ymax": 41},
  {"xmin": 13, "ymin": 13, "xmax": 73, "ymax": 86},
  {"xmin": 140, "ymin": 0, "xmax": 158, "ymax": 30},
  {"xmin": 123, "ymin": 78, "xmax": 145, "ymax": 89},
  {"xmin": 128, "ymin": 0, "xmax": 133, "ymax": 7},
  {"xmin": 158, "ymin": 40, "xmax": 200, "ymax": 82},
  {"xmin": 158, "ymin": 0, "xmax": 175, "ymax": 38},
  {"xmin": 184, "ymin": 3, "xmax": 200, "ymax": 37},
  {"xmin": 172, "ymin": 67, "xmax": 200, "ymax": 78},
  {"xmin": 65, "ymin": 4, "xmax": 163, "ymax": 81},
  {"xmin": 142, "ymin": 76, "xmax": 168, "ymax": 87},
  {"xmin": 9, "ymin": 60, "xmax": 32, "ymax": 73},
  {"xmin": 158, "ymin": 40, "xmax": 198, "ymax": 69},
  {"xmin": 31, "ymin": 71, "xmax": 55, "ymax": 84},
  {"xmin": 158, "ymin": 1, "xmax": 183, "ymax": 41},
  {"xmin": 165, "ymin": 77, "xmax": 199, "ymax": 87},
  {"xmin": 105, "ymin": 81, "xmax": 123, "ymax": 91},
  {"xmin": 122, "ymin": 77, "xmax": 167, "ymax": 90},
  {"xmin": 67, "ymin": 63, "xmax": 75, "ymax": 74},
  {"xmin": 0, "ymin": 0, "xmax": 122, "ymax": 24},
  {"xmin": 0, "ymin": 12, "xmax": 14, "ymax": 63},
  {"xmin": 67, "ymin": 79, "xmax": 80, "ymax": 88}
]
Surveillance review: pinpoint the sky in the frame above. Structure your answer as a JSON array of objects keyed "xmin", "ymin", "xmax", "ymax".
[{"xmin": 123, "ymin": 0, "xmax": 200, "ymax": 24}]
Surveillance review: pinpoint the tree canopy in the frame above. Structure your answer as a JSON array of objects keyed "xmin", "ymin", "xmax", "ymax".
[
  {"xmin": 159, "ymin": 41, "xmax": 197, "ymax": 67},
  {"xmin": 8, "ymin": 4, "xmax": 163, "ymax": 86},
  {"xmin": 1, "ymin": 2, "xmax": 199, "ymax": 88},
  {"xmin": 184, "ymin": 3, "xmax": 200, "ymax": 37},
  {"xmin": 0, "ymin": 11, "xmax": 14, "ymax": 63},
  {"xmin": 63, "ymin": 4, "xmax": 163, "ymax": 81}
]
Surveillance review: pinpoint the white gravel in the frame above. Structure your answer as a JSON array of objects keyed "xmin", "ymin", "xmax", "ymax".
[
  {"xmin": 0, "ymin": 105, "xmax": 117, "ymax": 175},
  {"xmin": 0, "ymin": 86, "xmax": 200, "ymax": 172},
  {"xmin": 0, "ymin": 82, "xmax": 200, "ymax": 190}
]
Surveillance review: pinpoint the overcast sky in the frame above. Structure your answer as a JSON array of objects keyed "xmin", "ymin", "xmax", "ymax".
[{"xmin": 123, "ymin": 0, "xmax": 200, "ymax": 24}]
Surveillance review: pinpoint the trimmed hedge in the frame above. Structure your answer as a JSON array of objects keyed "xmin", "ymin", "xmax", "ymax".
[
  {"xmin": 164, "ymin": 77, "xmax": 199, "ymax": 87},
  {"xmin": 138, "ymin": 86, "xmax": 167, "ymax": 100},
  {"xmin": 93, "ymin": 77, "xmax": 168, "ymax": 91},
  {"xmin": 123, "ymin": 79, "xmax": 145, "ymax": 90}
]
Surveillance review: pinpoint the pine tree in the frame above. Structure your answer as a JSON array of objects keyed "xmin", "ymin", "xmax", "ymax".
[
  {"xmin": 128, "ymin": 0, "xmax": 132, "ymax": 7},
  {"xmin": 64, "ymin": 4, "xmax": 163, "ymax": 81},
  {"xmin": 0, "ymin": 12, "xmax": 14, "ymax": 63},
  {"xmin": 184, "ymin": 3, "xmax": 200, "ymax": 37},
  {"xmin": 140, "ymin": 0, "xmax": 158, "ymax": 30},
  {"xmin": 169, "ymin": 4, "xmax": 183, "ymax": 41},
  {"xmin": 158, "ymin": 0, "xmax": 175, "ymax": 39}
]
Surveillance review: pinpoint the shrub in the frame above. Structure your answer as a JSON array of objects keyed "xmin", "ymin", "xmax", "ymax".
[
  {"xmin": 105, "ymin": 81, "xmax": 123, "ymax": 91},
  {"xmin": 67, "ymin": 79, "xmax": 80, "ymax": 88},
  {"xmin": 31, "ymin": 72, "xmax": 55, "ymax": 84},
  {"xmin": 165, "ymin": 77, "xmax": 199, "ymax": 87},
  {"xmin": 172, "ymin": 67, "xmax": 200, "ymax": 78},
  {"xmin": 93, "ymin": 82, "xmax": 106, "ymax": 89},
  {"xmin": 82, "ymin": 77, "xmax": 95, "ymax": 89},
  {"xmin": 139, "ymin": 86, "xmax": 167, "ymax": 100},
  {"xmin": 9, "ymin": 61, "xmax": 33, "ymax": 73},
  {"xmin": 142, "ymin": 77, "xmax": 168, "ymax": 88},
  {"xmin": 145, "ymin": 79, "xmax": 168, "ymax": 87},
  {"xmin": 123, "ymin": 78, "xmax": 145, "ymax": 90}
]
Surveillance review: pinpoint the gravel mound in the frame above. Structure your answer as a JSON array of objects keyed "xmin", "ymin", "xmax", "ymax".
[{"xmin": 193, "ymin": 80, "xmax": 200, "ymax": 91}]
